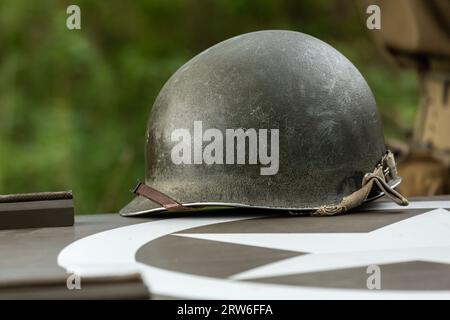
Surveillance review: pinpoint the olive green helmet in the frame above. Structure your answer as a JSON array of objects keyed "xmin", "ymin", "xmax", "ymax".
[{"xmin": 120, "ymin": 30, "xmax": 408, "ymax": 216}]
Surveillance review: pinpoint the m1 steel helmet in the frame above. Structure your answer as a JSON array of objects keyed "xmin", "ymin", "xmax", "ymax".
[{"xmin": 120, "ymin": 30, "xmax": 408, "ymax": 216}]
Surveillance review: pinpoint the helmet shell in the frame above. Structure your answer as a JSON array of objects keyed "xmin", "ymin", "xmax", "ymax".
[{"xmin": 121, "ymin": 30, "xmax": 387, "ymax": 215}]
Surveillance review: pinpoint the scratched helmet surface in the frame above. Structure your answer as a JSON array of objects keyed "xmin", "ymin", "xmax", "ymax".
[{"xmin": 120, "ymin": 30, "xmax": 406, "ymax": 216}]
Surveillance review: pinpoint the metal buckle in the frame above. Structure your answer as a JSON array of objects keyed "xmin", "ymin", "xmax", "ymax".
[{"xmin": 131, "ymin": 180, "xmax": 143, "ymax": 195}]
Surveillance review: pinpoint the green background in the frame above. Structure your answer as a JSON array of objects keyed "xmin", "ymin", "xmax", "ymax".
[{"xmin": 0, "ymin": 0, "xmax": 418, "ymax": 214}]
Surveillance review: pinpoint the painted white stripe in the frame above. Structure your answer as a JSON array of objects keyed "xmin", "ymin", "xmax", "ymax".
[{"xmin": 362, "ymin": 200, "xmax": 450, "ymax": 211}]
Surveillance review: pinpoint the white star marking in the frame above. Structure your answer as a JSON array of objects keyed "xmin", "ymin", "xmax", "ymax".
[
  {"xmin": 173, "ymin": 209, "xmax": 450, "ymax": 280},
  {"xmin": 58, "ymin": 202, "xmax": 450, "ymax": 299}
]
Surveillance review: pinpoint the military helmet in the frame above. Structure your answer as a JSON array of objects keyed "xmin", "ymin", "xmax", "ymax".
[{"xmin": 121, "ymin": 30, "xmax": 408, "ymax": 216}]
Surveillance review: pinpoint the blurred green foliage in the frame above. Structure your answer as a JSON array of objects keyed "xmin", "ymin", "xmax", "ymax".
[{"xmin": 0, "ymin": 0, "xmax": 418, "ymax": 214}]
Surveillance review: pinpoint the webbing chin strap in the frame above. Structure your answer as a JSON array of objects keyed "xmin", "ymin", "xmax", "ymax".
[{"xmin": 313, "ymin": 150, "xmax": 409, "ymax": 216}]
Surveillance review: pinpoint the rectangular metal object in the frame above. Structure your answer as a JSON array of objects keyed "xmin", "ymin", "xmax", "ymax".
[
  {"xmin": 0, "ymin": 274, "xmax": 150, "ymax": 300},
  {"xmin": 0, "ymin": 199, "xmax": 74, "ymax": 230}
]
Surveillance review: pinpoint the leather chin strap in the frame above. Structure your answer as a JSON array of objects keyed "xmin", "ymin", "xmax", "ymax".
[
  {"xmin": 312, "ymin": 150, "xmax": 409, "ymax": 216},
  {"xmin": 132, "ymin": 182, "xmax": 188, "ymax": 212}
]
